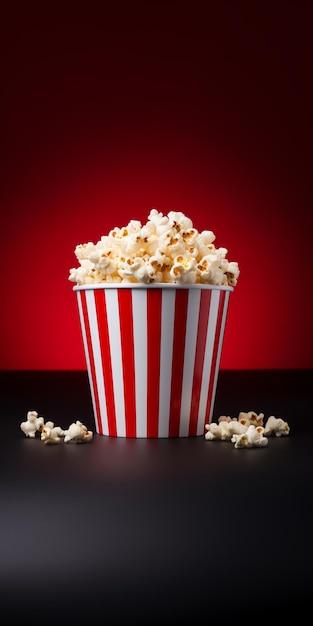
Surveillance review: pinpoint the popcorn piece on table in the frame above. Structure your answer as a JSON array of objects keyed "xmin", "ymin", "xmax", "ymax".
[
  {"xmin": 217, "ymin": 415, "xmax": 232, "ymax": 423},
  {"xmin": 204, "ymin": 421, "xmax": 232, "ymax": 441},
  {"xmin": 216, "ymin": 416, "xmax": 250, "ymax": 434},
  {"xmin": 226, "ymin": 419, "xmax": 250, "ymax": 436},
  {"xmin": 231, "ymin": 425, "xmax": 268, "ymax": 449},
  {"xmin": 264, "ymin": 415, "xmax": 290, "ymax": 437},
  {"xmin": 64, "ymin": 420, "xmax": 93, "ymax": 444},
  {"xmin": 40, "ymin": 424, "xmax": 65, "ymax": 445},
  {"xmin": 238, "ymin": 411, "xmax": 264, "ymax": 427},
  {"xmin": 20, "ymin": 411, "xmax": 44, "ymax": 438}
]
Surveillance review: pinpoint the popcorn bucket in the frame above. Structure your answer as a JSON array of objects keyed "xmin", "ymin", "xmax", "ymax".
[{"xmin": 73, "ymin": 283, "xmax": 233, "ymax": 438}]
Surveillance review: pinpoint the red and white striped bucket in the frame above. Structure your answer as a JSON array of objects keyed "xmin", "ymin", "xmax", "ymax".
[{"xmin": 74, "ymin": 283, "xmax": 233, "ymax": 438}]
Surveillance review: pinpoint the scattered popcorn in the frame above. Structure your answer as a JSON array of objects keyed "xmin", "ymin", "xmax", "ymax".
[
  {"xmin": 63, "ymin": 420, "xmax": 93, "ymax": 444},
  {"xmin": 68, "ymin": 209, "xmax": 240, "ymax": 286},
  {"xmin": 40, "ymin": 424, "xmax": 65, "ymax": 445},
  {"xmin": 20, "ymin": 412, "xmax": 93, "ymax": 445},
  {"xmin": 205, "ymin": 421, "xmax": 232, "ymax": 441},
  {"xmin": 205, "ymin": 411, "xmax": 290, "ymax": 448},
  {"xmin": 217, "ymin": 415, "xmax": 232, "ymax": 423},
  {"xmin": 20, "ymin": 411, "xmax": 44, "ymax": 438},
  {"xmin": 264, "ymin": 415, "xmax": 290, "ymax": 437},
  {"xmin": 238, "ymin": 411, "xmax": 264, "ymax": 426},
  {"xmin": 227, "ymin": 419, "xmax": 251, "ymax": 436},
  {"xmin": 231, "ymin": 425, "xmax": 268, "ymax": 449},
  {"xmin": 211, "ymin": 416, "xmax": 251, "ymax": 437}
]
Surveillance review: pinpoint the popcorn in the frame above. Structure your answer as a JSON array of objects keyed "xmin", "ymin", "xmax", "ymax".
[
  {"xmin": 205, "ymin": 421, "xmax": 232, "ymax": 441},
  {"xmin": 264, "ymin": 415, "xmax": 290, "ymax": 437},
  {"xmin": 238, "ymin": 411, "xmax": 265, "ymax": 427},
  {"xmin": 170, "ymin": 254, "xmax": 197, "ymax": 283},
  {"xmin": 227, "ymin": 419, "xmax": 250, "ymax": 436},
  {"xmin": 205, "ymin": 417, "xmax": 250, "ymax": 440},
  {"xmin": 64, "ymin": 420, "xmax": 93, "ymax": 444},
  {"xmin": 20, "ymin": 411, "xmax": 44, "ymax": 438},
  {"xmin": 205, "ymin": 411, "xmax": 290, "ymax": 449},
  {"xmin": 41, "ymin": 424, "xmax": 65, "ymax": 445},
  {"xmin": 20, "ymin": 412, "xmax": 93, "ymax": 445},
  {"xmin": 231, "ymin": 425, "xmax": 268, "ymax": 449},
  {"xmin": 68, "ymin": 209, "xmax": 240, "ymax": 286}
]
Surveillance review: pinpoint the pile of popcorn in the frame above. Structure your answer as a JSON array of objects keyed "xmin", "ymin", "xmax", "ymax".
[
  {"xmin": 68, "ymin": 209, "xmax": 240, "ymax": 286},
  {"xmin": 205, "ymin": 411, "xmax": 290, "ymax": 448},
  {"xmin": 20, "ymin": 411, "xmax": 93, "ymax": 445}
]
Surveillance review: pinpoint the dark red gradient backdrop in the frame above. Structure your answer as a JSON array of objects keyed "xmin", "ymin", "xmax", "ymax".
[{"xmin": 1, "ymin": 0, "xmax": 312, "ymax": 370}]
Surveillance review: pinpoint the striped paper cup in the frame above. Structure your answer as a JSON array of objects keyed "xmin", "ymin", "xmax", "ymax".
[{"xmin": 73, "ymin": 283, "xmax": 233, "ymax": 438}]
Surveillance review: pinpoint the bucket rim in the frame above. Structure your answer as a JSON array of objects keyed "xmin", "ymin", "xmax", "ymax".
[{"xmin": 73, "ymin": 282, "xmax": 234, "ymax": 292}]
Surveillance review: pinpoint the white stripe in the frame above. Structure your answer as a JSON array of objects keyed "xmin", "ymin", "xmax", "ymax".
[
  {"xmin": 132, "ymin": 289, "xmax": 147, "ymax": 437},
  {"xmin": 197, "ymin": 289, "xmax": 220, "ymax": 434},
  {"xmin": 179, "ymin": 288, "xmax": 201, "ymax": 437},
  {"xmin": 76, "ymin": 291, "xmax": 98, "ymax": 431},
  {"xmin": 158, "ymin": 289, "xmax": 175, "ymax": 437},
  {"xmin": 85, "ymin": 290, "xmax": 109, "ymax": 436},
  {"xmin": 105, "ymin": 289, "xmax": 126, "ymax": 437},
  {"xmin": 206, "ymin": 290, "xmax": 231, "ymax": 427}
]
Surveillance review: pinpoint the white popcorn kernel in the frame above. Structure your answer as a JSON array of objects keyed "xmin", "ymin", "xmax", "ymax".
[
  {"xmin": 197, "ymin": 230, "xmax": 216, "ymax": 246},
  {"xmin": 132, "ymin": 264, "xmax": 151, "ymax": 283},
  {"xmin": 227, "ymin": 419, "xmax": 249, "ymax": 436},
  {"xmin": 181, "ymin": 228, "xmax": 199, "ymax": 247},
  {"xmin": 212, "ymin": 267, "xmax": 226, "ymax": 285},
  {"xmin": 204, "ymin": 421, "xmax": 232, "ymax": 441},
  {"xmin": 144, "ymin": 259, "xmax": 163, "ymax": 283},
  {"xmin": 264, "ymin": 415, "xmax": 290, "ymax": 437},
  {"xmin": 108, "ymin": 226, "xmax": 131, "ymax": 247},
  {"xmin": 194, "ymin": 234, "xmax": 216, "ymax": 259},
  {"xmin": 196, "ymin": 255, "xmax": 222, "ymax": 284},
  {"xmin": 118, "ymin": 233, "xmax": 142, "ymax": 255},
  {"xmin": 142, "ymin": 233, "xmax": 159, "ymax": 256},
  {"xmin": 158, "ymin": 231, "xmax": 186, "ymax": 257},
  {"xmin": 148, "ymin": 209, "xmax": 173, "ymax": 235},
  {"xmin": 126, "ymin": 219, "xmax": 142, "ymax": 234},
  {"xmin": 217, "ymin": 415, "xmax": 232, "ymax": 423},
  {"xmin": 74, "ymin": 242, "xmax": 96, "ymax": 261},
  {"xmin": 167, "ymin": 211, "xmax": 193, "ymax": 231},
  {"xmin": 64, "ymin": 420, "xmax": 93, "ymax": 444},
  {"xmin": 68, "ymin": 268, "xmax": 80, "ymax": 283},
  {"xmin": 41, "ymin": 424, "xmax": 65, "ymax": 445},
  {"xmin": 89, "ymin": 250, "xmax": 117, "ymax": 276},
  {"xmin": 20, "ymin": 411, "xmax": 44, "ymax": 438},
  {"xmin": 238, "ymin": 411, "xmax": 264, "ymax": 426},
  {"xmin": 217, "ymin": 247, "xmax": 228, "ymax": 258},
  {"xmin": 147, "ymin": 252, "xmax": 172, "ymax": 282},
  {"xmin": 231, "ymin": 425, "xmax": 268, "ymax": 448},
  {"xmin": 170, "ymin": 254, "xmax": 197, "ymax": 283},
  {"xmin": 69, "ymin": 259, "xmax": 96, "ymax": 285},
  {"xmin": 225, "ymin": 261, "xmax": 240, "ymax": 287},
  {"xmin": 118, "ymin": 256, "xmax": 145, "ymax": 281}
]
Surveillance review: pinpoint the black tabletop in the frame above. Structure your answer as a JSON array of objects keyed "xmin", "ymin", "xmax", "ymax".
[{"xmin": 1, "ymin": 369, "xmax": 312, "ymax": 623}]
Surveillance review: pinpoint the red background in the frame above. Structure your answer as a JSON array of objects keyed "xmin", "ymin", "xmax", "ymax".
[{"xmin": 1, "ymin": 0, "xmax": 312, "ymax": 370}]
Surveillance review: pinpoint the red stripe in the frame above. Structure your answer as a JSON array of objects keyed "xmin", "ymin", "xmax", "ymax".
[
  {"xmin": 169, "ymin": 289, "xmax": 189, "ymax": 437},
  {"xmin": 118, "ymin": 289, "xmax": 136, "ymax": 437},
  {"xmin": 188, "ymin": 290, "xmax": 212, "ymax": 436},
  {"xmin": 204, "ymin": 290, "xmax": 226, "ymax": 427},
  {"xmin": 79, "ymin": 291, "xmax": 103, "ymax": 435},
  {"xmin": 94, "ymin": 290, "xmax": 117, "ymax": 437},
  {"xmin": 147, "ymin": 289, "xmax": 162, "ymax": 437}
]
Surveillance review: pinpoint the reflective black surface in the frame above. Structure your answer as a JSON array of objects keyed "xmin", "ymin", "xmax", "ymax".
[{"xmin": 1, "ymin": 370, "xmax": 312, "ymax": 623}]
